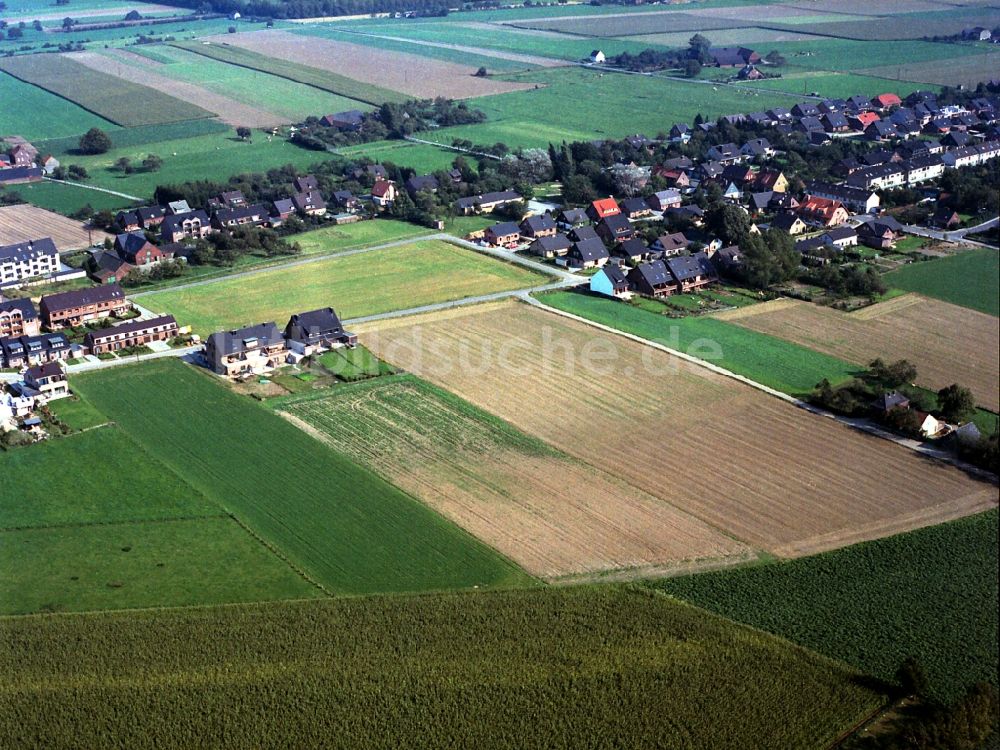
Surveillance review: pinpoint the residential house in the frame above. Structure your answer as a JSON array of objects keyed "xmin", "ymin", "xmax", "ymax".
[
  {"xmin": 293, "ymin": 175, "xmax": 320, "ymax": 193},
  {"xmin": 555, "ymin": 207, "xmax": 588, "ymax": 228},
  {"xmin": 647, "ymin": 189, "xmax": 682, "ymax": 212},
  {"xmin": 519, "ymin": 214, "xmax": 557, "ymax": 239},
  {"xmin": 565, "ymin": 238, "xmax": 609, "ymax": 269},
  {"xmin": 797, "ymin": 196, "xmax": 850, "ymax": 227},
  {"xmin": 696, "ymin": 161, "xmax": 725, "ymax": 181},
  {"xmin": 320, "ymin": 110, "xmax": 365, "ymax": 130},
  {"xmin": 161, "ymin": 210, "xmax": 212, "ymax": 243},
  {"xmin": 942, "ymin": 140, "xmax": 1000, "ymax": 168},
  {"xmin": 568, "ymin": 225, "xmax": 600, "ymax": 244},
  {"xmin": 706, "ymin": 143, "xmax": 742, "ymax": 164},
  {"xmin": 737, "ymin": 64, "xmax": 763, "ymax": 80},
  {"xmin": 205, "ymin": 322, "xmax": 287, "ymax": 377},
  {"xmin": 484, "ymin": 222, "xmax": 521, "ymax": 247},
  {"xmin": 721, "ymin": 182, "xmax": 742, "ymax": 202},
  {"xmin": 708, "ymin": 47, "xmax": 759, "ymax": 67},
  {"xmin": 40, "ymin": 284, "xmax": 131, "ymax": 329},
  {"xmin": 769, "ymin": 192, "xmax": 800, "ymax": 213},
  {"xmin": 940, "ymin": 131, "xmax": 972, "ymax": 149},
  {"xmin": 455, "ymin": 190, "xmax": 521, "ymax": 215},
  {"xmin": 586, "ymin": 197, "xmax": 621, "ymax": 222},
  {"xmin": 405, "ymin": 174, "xmax": 439, "ymax": 195},
  {"xmin": 857, "ymin": 219, "xmax": 900, "ymax": 250},
  {"xmin": 590, "ymin": 49, "xmax": 605, "ymax": 63},
  {"xmin": 665, "ymin": 204, "xmax": 705, "ymax": 226},
  {"xmin": 617, "ymin": 197, "xmax": 650, "ymax": 220},
  {"xmin": 115, "ymin": 210, "xmax": 141, "ymax": 232},
  {"xmin": 721, "ymin": 164, "xmax": 755, "ymax": 189},
  {"xmin": 166, "ymin": 199, "xmax": 192, "ymax": 215},
  {"xmin": 740, "ymin": 138, "xmax": 774, "ymax": 159},
  {"xmin": 212, "ymin": 204, "xmax": 269, "ymax": 230},
  {"xmin": 669, "ymin": 123, "xmax": 691, "ymax": 143},
  {"xmin": 806, "ymin": 181, "xmax": 880, "ymax": 214},
  {"xmin": 0, "ymin": 166, "xmax": 43, "ymax": 185},
  {"xmin": 0, "ymin": 238, "xmax": 60, "ymax": 287},
  {"xmin": 332, "ymin": 191, "xmax": 360, "ymax": 212},
  {"xmin": 529, "ymin": 234, "xmax": 572, "ymax": 259},
  {"xmin": 284, "ymin": 308, "xmax": 356, "ymax": 355},
  {"xmin": 91, "ymin": 231, "xmax": 173, "ymax": 284},
  {"xmin": 795, "ymin": 116, "xmax": 824, "ymax": 133},
  {"xmin": 767, "ymin": 106, "xmax": 792, "ymax": 121},
  {"xmin": 0, "ymin": 332, "xmax": 70, "ymax": 368},
  {"xmin": 665, "ymin": 252, "xmax": 718, "ymax": 293},
  {"xmin": 771, "ymin": 213, "xmax": 807, "ymax": 235},
  {"xmin": 846, "ymin": 163, "xmax": 906, "ymax": 190},
  {"xmin": 865, "ymin": 121, "xmax": 899, "ymax": 142},
  {"xmin": 962, "ymin": 27, "xmax": 992, "ymax": 41},
  {"xmin": 656, "ymin": 168, "xmax": 692, "ymax": 190},
  {"xmin": 931, "ymin": 205, "xmax": 961, "ymax": 229},
  {"xmin": 822, "ymin": 112, "xmax": 851, "ymax": 133},
  {"xmin": 748, "ymin": 191, "xmax": 774, "ymax": 215},
  {"xmin": 753, "ymin": 169, "xmax": 788, "ymax": 193},
  {"xmin": 136, "ymin": 205, "xmax": 167, "ymax": 228},
  {"xmin": 871, "ymin": 93, "xmax": 902, "ymax": 111},
  {"xmin": 792, "ymin": 102, "xmax": 820, "ymax": 119},
  {"xmin": 0, "ymin": 298, "xmax": 40, "ymax": 338},
  {"xmin": 370, "ymin": 179, "xmax": 398, "ymax": 208},
  {"xmin": 904, "ymin": 154, "xmax": 945, "ymax": 185},
  {"xmin": 820, "ymin": 226, "xmax": 858, "ymax": 249},
  {"xmin": 596, "ymin": 214, "xmax": 634, "ymax": 245},
  {"xmin": 612, "ymin": 237, "xmax": 648, "ymax": 264},
  {"xmin": 269, "ymin": 199, "xmax": 296, "ymax": 226},
  {"xmin": 84, "ymin": 315, "xmax": 178, "ymax": 355},
  {"xmin": 292, "ymin": 190, "xmax": 327, "ymax": 216},
  {"xmin": 651, "ymin": 232, "xmax": 689, "ymax": 256},
  {"xmin": 590, "ymin": 264, "xmax": 631, "ymax": 299},
  {"xmin": 627, "ymin": 260, "xmax": 673, "ymax": 297},
  {"xmin": 849, "ymin": 112, "xmax": 881, "ymax": 131},
  {"xmin": 712, "ymin": 245, "xmax": 743, "ymax": 276},
  {"xmin": 21, "ymin": 361, "xmax": 68, "ymax": 401}
]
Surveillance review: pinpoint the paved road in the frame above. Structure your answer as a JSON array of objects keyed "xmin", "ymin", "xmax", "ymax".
[
  {"xmin": 63, "ymin": 345, "xmax": 202, "ymax": 373},
  {"xmin": 403, "ymin": 135, "xmax": 502, "ymax": 161},
  {"xmin": 43, "ymin": 177, "xmax": 142, "ymax": 201},
  {"xmin": 902, "ymin": 215, "xmax": 998, "ymax": 243}
]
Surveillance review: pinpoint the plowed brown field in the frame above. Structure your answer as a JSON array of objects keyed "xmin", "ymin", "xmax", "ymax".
[
  {"xmin": 361, "ymin": 302, "xmax": 998, "ymax": 558},
  {"xmin": 0, "ymin": 204, "xmax": 108, "ymax": 250},
  {"xmin": 280, "ymin": 377, "xmax": 751, "ymax": 580},
  {"xmin": 207, "ymin": 30, "xmax": 537, "ymax": 100},
  {"xmin": 717, "ymin": 296, "xmax": 999, "ymax": 411}
]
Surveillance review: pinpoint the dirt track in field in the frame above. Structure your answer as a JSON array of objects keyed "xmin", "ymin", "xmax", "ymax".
[
  {"xmin": 360, "ymin": 302, "xmax": 998, "ymax": 558},
  {"xmin": 0, "ymin": 204, "xmax": 108, "ymax": 250},
  {"xmin": 206, "ymin": 30, "xmax": 538, "ymax": 99},
  {"xmin": 68, "ymin": 51, "xmax": 287, "ymax": 127},
  {"xmin": 280, "ymin": 380, "xmax": 751, "ymax": 580},
  {"xmin": 716, "ymin": 295, "xmax": 999, "ymax": 412}
]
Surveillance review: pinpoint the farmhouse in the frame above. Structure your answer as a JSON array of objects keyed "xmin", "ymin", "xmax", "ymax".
[
  {"xmin": 0, "ymin": 237, "xmax": 60, "ymax": 287},
  {"xmin": 0, "ymin": 297, "xmax": 40, "ymax": 338},
  {"xmin": 83, "ymin": 315, "xmax": 179, "ymax": 355},
  {"xmin": 320, "ymin": 110, "xmax": 365, "ymax": 131},
  {"xmin": 665, "ymin": 252, "xmax": 717, "ymax": 293},
  {"xmin": 455, "ymin": 190, "xmax": 521, "ymax": 215},
  {"xmin": 627, "ymin": 260, "xmax": 672, "ymax": 297},
  {"xmin": 529, "ymin": 234, "xmax": 572, "ymax": 259},
  {"xmin": 40, "ymin": 284, "xmax": 132, "ymax": 329},
  {"xmin": 205, "ymin": 321, "xmax": 288, "ymax": 377},
  {"xmin": 484, "ymin": 222, "xmax": 521, "ymax": 247},
  {"xmin": 0, "ymin": 166, "xmax": 43, "ymax": 185},
  {"xmin": 708, "ymin": 47, "xmax": 759, "ymax": 68},
  {"xmin": 590, "ymin": 264, "xmax": 631, "ymax": 299},
  {"xmin": 0, "ymin": 331, "xmax": 70, "ymax": 368},
  {"xmin": 284, "ymin": 307, "xmax": 357, "ymax": 355},
  {"xmin": 161, "ymin": 210, "xmax": 212, "ymax": 244},
  {"xmin": 586, "ymin": 197, "xmax": 620, "ymax": 222}
]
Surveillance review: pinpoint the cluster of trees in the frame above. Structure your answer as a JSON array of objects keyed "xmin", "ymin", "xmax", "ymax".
[
  {"xmin": 802, "ymin": 263, "xmax": 887, "ymax": 299},
  {"xmin": 112, "ymin": 154, "xmax": 162, "ymax": 174},
  {"xmin": 607, "ymin": 34, "xmax": 712, "ymax": 75},
  {"xmin": 162, "ymin": 0, "xmax": 451, "ymax": 20},
  {"xmin": 77, "ymin": 127, "xmax": 112, "ymax": 155},
  {"xmin": 187, "ymin": 225, "xmax": 300, "ymax": 267},
  {"xmin": 119, "ymin": 258, "xmax": 185, "ymax": 286},
  {"xmin": 292, "ymin": 98, "xmax": 486, "ymax": 151}
]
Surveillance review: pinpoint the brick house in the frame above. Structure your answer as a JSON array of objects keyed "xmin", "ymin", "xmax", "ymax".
[
  {"xmin": 84, "ymin": 315, "xmax": 179, "ymax": 355},
  {"xmin": 205, "ymin": 321, "xmax": 287, "ymax": 377},
  {"xmin": 40, "ymin": 284, "xmax": 132, "ymax": 329},
  {"xmin": 0, "ymin": 298, "xmax": 41, "ymax": 338}
]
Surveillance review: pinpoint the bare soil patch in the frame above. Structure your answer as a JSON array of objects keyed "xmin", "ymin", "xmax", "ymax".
[
  {"xmin": 720, "ymin": 296, "xmax": 999, "ymax": 411},
  {"xmin": 0, "ymin": 204, "xmax": 108, "ymax": 250},
  {"xmin": 365, "ymin": 29, "xmax": 566, "ymax": 68},
  {"xmin": 281, "ymin": 379, "xmax": 750, "ymax": 579},
  {"xmin": 361, "ymin": 302, "xmax": 997, "ymax": 557},
  {"xmin": 68, "ymin": 51, "xmax": 286, "ymax": 127},
  {"xmin": 206, "ymin": 30, "xmax": 537, "ymax": 99}
]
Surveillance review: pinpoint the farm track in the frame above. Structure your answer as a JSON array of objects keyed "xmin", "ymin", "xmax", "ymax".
[{"xmin": 360, "ymin": 302, "xmax": 998, "ymax": 557}]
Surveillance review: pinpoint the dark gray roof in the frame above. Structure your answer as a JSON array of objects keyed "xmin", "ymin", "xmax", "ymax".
[
  {"xmin": 115, "ymin": 231, "xmax": 149, "ymax": 256},
  {"xmin": 455, "ymin": 190, "xmax": 520, "ymax": 210},
  {"xmin": 214, "ymin": 204, "xmax": 267, "ymax": 223},
  {"xmin": 522, "ymin": 214, "xmax": 556, "ymax": 233},
  {"xmin": 532, "ymin": 234, "xmax": 572, "ymax": 253},
  {"xmin": 86, "ymin": 315, "xmax": 177, "ymax": 341},
  {"xmin": 665, "ymin": 252, "xmax": 715, "ymax": 283},
  {"xmin": 488, "ymin": 221, "xmax": 521, "ymax": 237},
  {"xmin": 614, "ymin": 238, "xmax": 647, "ymax": 258},
  {"xmin": 40, "ymin": 284, "xmax": 125, "ymax": 313},
  {"xmin": 162, "ymin": 210, "xmax": 210, "ymax": 233},
  {"xmin": 0, "ymin": 297, "xmax": 38, "ymax": 320},
  {"xmin": 599, "ymin": 213, "xmax": 632, "ymax": 232},
  {"xmin": 557, "ymin": 207, "xmax": 588, "ymax": 224},
  {"xmin": 136, "ymin": 205, "xmax": 166, "ymax": 222},
  {"xmin": 822, "ymin": 227, "xmax": 857, "ymax": 242},
  {"xmin": 568, "ymin": 225, "xmax": 599, "ymax": 242},
  {"xmin": 621, "ymin": 197, "xmax": 650, "ymax": 214},
  {"xmin": 0, "ymin": 237, "xmax": 57, "ymax": 263},
  {"xmin": 571, "ymin": 237, "xmax": 609, "ymax": 262},
  {"xmin": 207, "ymin": 322, "xmax": 283, "ymax": 356},
  {"xmin": 631, "ymin": 260, "xmax": 671, "ymax": 287},
  {"xmin": 601, "ymin": 264, "xmax": 628, "ymax": 285},
  {"xmin": 285, "ymin": 307, "xmax": 345, "ymax": 343}
]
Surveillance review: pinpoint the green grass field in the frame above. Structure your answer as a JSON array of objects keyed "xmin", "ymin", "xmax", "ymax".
[
  {"xmin": 0, "ymin": 585, "xmax": 883, "ymax": 749},
  {"xmin": 0, "ymin": 72, "xmax": 115, "ymax": 140},
  {"xmin": 337, "ymin": 139, "xmax": 466, "ymax": 173},
  {"xmin": 0, "ymin": 54, "xmax": 212, "ymax": 127},
  {"xmin": 140, "ymin": 240, "xmax": 547, "ymax": 335},
  {"xmin": 33, "ymin": 119, "xmax": 230, "ymax": 160},
  {"xmin": 295, "ymin": 219, "xmax": 432, "ymax": 254},
  {"xmin": 734, "ymin": 70, "xmax": 925, "ymax": 100},
  {"xmin": 651, "ymin": 510, "xmax": 999, "ymax": 703},
  {"xmin": 0, "ymin": 517, "xmax": 320, "ymax": 615},
  {"xmin": 111, "ymin": 45, "xmax": 370, "ymax": 122},
  {"xmin": 74, "ymin": 359, "xmax": 530, "ymax": 594},
  {"xmin": 10, "ymin": 180, "xmax": 135, "ymax": 216},
  {"xmin": 172, "ymin": 40, "xmax": 408, "ymax": 105},
  {"xmin": 538, "ymin": 290, "xmax": 859, "ymax": 395},
  {"xmin": 885, "ymin": 249, "xmax": 999, "ymax": 317},
  {"xmin": 45, "ymin": 396, "xmax": 109, "ymax": 432}
]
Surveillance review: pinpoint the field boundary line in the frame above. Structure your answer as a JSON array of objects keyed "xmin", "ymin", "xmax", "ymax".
[
  {"xmin": 42, "ymin": 177, "xmax": 142, "ymax": 201},
  {"xmin": 0, "ymin": 513, "xmax": 231, "ymax": 534},
  {"xmin": 525, "ymin": 295, "xmax": 1000, "ymax": 484}
]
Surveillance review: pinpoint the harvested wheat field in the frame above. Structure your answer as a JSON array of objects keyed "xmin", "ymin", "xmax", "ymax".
[
  {"xmin": 0, "ymin": 204, "xmax": 108, "ymax": 250},
  {"xmin": 279, "ymin": 376, "xmax": 751, "ymax": 580},
  {"xmin": 207, "ymin": 30, "xmax": 537, "ymax": 99},
  {"xmin": 67, "ymin": 51, "xmax": 286, "ymax": 128},
  {"xmin": 716, "ymin": 295, "xmax": 999, "ymax": 412},
  {"xmin": 361, "ymin": 302, "xmax": 998, "ymax": 558}
]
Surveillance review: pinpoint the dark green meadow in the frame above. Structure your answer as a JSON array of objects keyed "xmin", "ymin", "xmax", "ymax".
[
  {"xmin": 650, "ymin": 510, "xmax": 999, "ymax": 703},
  {"xmin": 73, "ymin": 358, "xmax": 531, "ymax": 595},
  {"xmin": 0, "ymin": 586, "xmax": 883, "ymax": 750},
  {"xmin": 885, "ymin": 248, "xmax": 999, "ymax": 317}
]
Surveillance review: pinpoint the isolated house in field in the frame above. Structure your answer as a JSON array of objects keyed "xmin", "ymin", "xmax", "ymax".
[
  {"xmin": 84, "ymin": 315, "xmax": 179, "ymax": 355},
  {"xmin": 320, "ymin": 110, "xmax": 365, "ymax": 131},
  {"xmin": 589, "ymin": 50, "xmax": 605, "ymax": 63},
  {"xmin": 529, "ymin": 234, "xmax": 572, "ymax": 259},
  {"xmin": 0, "ymin": 298, "xmax": 40, "ymax": 338},
  {"xmin": 590, "ymin": 263, "xmax": 631, "ymax": 299},
  {"xmin": 519, "ymin": 214, "xmax": 557, "ymax": 239},
  {"xmin": 205, "ymin": 321, "xmax": 287, "ymax": 377},
  {"xmin": 284, "ymin": 307, "xmax": 356, "ymax": 355},
  {"xmin": 40, "ymin": 284, "xmax": 132, "ymax": 329},
  {"xmin": 586, "ymin": 197, "xmax": 621, "ymax": 222},
  {"xmin": 370, "ymin": 179, "xmax": 398, "ymax": 208},
  {"xmin": 627, "ymin": 260, "xmax": 673, "ymax": 297},
  {"xmin": 484, "ymin": 222, "xmax": 521, "ymax": 247}
]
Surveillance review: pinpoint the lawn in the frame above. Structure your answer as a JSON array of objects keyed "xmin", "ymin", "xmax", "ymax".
[
  {"xmin": 885, "ymin": 248, "xmax": 999, "ymax": 316},
  {"xmin": 316, "ymin": 345, "xmax": 389, "ymax": 380},
  {"xmin": 0, "ymin": 72, "xmax": 115, "ymax": 140},
  {"xmin": 734, "ymin": 71, "xmax": 925, "ymax": 100},
  {"xmin": 33, "ymin": 119, "xmax": 230, "ymax": 160},
  {"xmin": 538, "ymin": 290, "xmax": 859, "ymax": 395},
  {"xmin": 11, "ymin": 180, "xmax": 135, "ymax": 217},
  {"xmin": 45, "ymin": 396, "xmax": 109, "ymax": 431},
  {"xmin": 172, "ymin": 40, "xmax": 407, "ymax": 105},
  {"xmin": 294, "ymin": 219, "xmax": 432, "ymax": 254},
  {"xmin": 140, "ymin": 239, "xmax": 548, "ymax": 335},
  {"xmin": 650, "ymin": 509, "xmax": 999, "ymax": 703},
  {"xmin": 73, "ymin": 359, "xmax": 531, "ymax": 594},
  {"xmin": 420, "ymin": 67, "xmax": 798, "ymax": 151},
  {"xmin": 0, "ymin": 517, "xmax": 320, "ymax": 615},
  {"xmin": 0, "ymin": 585, "xmax": 884, "ymax": 749},
  {"xmin": 0, "ymin": 54, "xmax": 213, "ymax": 127}
]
